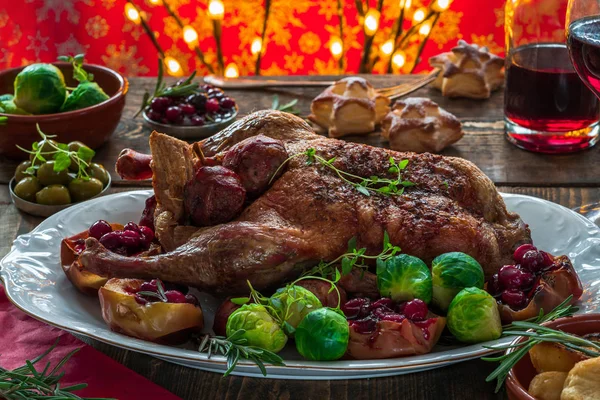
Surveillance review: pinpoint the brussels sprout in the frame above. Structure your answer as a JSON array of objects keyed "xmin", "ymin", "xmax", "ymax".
[
  {"xmin": 431, "ymin": 252, "xmax": 485, "ymax": 312},
  {"xmin": 295, "ymin": 307, "xmax": 349, "ymax": 361},
  {"xmin": 376, "ymin": 254, "xmax": 432, "ymax": 303},
  {"xmin": 0, "ymin": 99, "xmax": 31, "ymax": 115},
  {"xmin": 226, "ymin": 303, "xmax": 287, "ymax": 353},
  {"xmin": 61, "ymin": 81, "xmax": 109, "ymax": 112},
  {"xmin": 447, "ymin": 287, "xmax": 502, "ymax": 343},
  {"xmin": 14, "ymin": 64, "xmax": 67, "ymax": 114},
  {"xmin": 269, "ymin": 285, "xmax": 322, "ymax": 337},
  {"xmin": 0, "ymin": 94, "xmax": 13, "ymax": 102}
]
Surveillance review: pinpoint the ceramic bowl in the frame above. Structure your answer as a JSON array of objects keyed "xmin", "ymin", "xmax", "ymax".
[
  {"xmin": 142, "ymin": 107, "xmax": 238, "ymax": 139},
  {"xmin": 506, "ymin": 313, "xmax": 600, "ymax": 400},
  {"xmin": 9, "ymin": 175, "xmax": 112, "ymax": 218},
  {"xmin": 0, "ymin": 62, "xmax": 128, "ymax": 159}
]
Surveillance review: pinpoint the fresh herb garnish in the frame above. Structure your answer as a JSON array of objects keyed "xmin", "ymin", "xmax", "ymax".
[
  {"xmin": 16, "ymin": 124, "xmax": 95, "ymax": 179},
  {"xmin": 57, "ymin": 54, "xmax": 93, "ymax": 84},
  {"xmin": 271, "ymin": 95, "xmax": 300, "ymax": 115},
  {"xmin": 0, "ymin": 339, "xmax": 115, "ymax": 400},
  {"xmin": 135, "ymin": 60, "xmax": 199, "ymax": 118},
  {"xmin": 482, "ymin": 296, "xmax": 586, "ymax": 392},
  {"xmin": 197, "ymin": 329, "xmax": 285, "ymax": 376},
  {"xmin": 136, "ymin": 280, "xmax": 168, "ymax": 302}
]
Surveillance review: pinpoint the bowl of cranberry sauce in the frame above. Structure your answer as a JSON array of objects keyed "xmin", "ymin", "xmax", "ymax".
[{"xmin": 142, "ymin": 83, "xmax": 238, "ymax": 139}]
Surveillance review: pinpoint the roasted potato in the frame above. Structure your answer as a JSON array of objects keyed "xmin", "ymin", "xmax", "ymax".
[
  {"xmin": 561, "ymin": 357, "xmax": 600, "ymax": 400},
  {"xmin": 530, "ymin": 342, "xmax": 590, "ymax": 373},
  {"xmin": 528, "ymin": 371, "xmax": 568, "ymax": 400}
]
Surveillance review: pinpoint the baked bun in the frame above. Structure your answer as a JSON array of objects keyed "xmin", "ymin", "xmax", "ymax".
[
  {"xmin": 429, "ymin": 40, "xmax": 504, "ymax": 99},
  {"xmin": 381, "ymin": 97, "xmax": 463, "ymax": 153},
  {"xmin": 309, "ymin": 77, "xmax": 390, "ymax": 137}
]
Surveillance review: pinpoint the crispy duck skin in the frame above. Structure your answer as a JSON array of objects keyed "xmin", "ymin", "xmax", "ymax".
[{"xmin": 80, "ymin": 110, "xmax": 531, "ymax": 294}]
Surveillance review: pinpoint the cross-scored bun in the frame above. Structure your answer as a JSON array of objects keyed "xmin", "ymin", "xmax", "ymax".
[
  {"xmin": 380, "ymin": 97, "xmax": 463, "ymax": 153},
  {"xmin": 309, "ymin": 77, "xmax": 390, "ymax": 137},
  {"xmin": 429, "ymin": 40, "xmax": 504, "ymax": 99}
]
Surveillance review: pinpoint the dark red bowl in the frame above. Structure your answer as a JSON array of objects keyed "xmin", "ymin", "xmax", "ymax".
[
  {"xmin": 506, "ymin": 313, "xmax": 600, "ymax": 400},
  {"xmin": 0, "ymin": 62, "xmax": 128, "ymax": 159}
]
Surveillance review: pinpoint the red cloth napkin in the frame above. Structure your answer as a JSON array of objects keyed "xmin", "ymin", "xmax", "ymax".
[{"xmin": 0, "ymin": 285, "xmax": 181, "ymax": 399}]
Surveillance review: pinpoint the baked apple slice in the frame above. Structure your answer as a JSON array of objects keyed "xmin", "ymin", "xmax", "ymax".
[{"xmin": 99, "ymin": 278, "xmax": 203, "ymax": 343}]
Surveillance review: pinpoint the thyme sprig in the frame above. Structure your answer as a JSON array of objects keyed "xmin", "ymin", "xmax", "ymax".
[
  {"xmin": 197, "ymin": 329, "xmax": 285, "ymax": 376},
  {"xmin": 0, "ymin": 339, "xmax": 115, "ymax": 400},
  {"xmin": 482, "ymin": 296, "xmax": 586, "ymax": 392},
  {"xmin": 271, "ymin": 95, "xmax": 300, "ymax": 115}
]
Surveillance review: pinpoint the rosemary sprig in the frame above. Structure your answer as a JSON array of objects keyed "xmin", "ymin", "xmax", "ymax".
[
  {"xmin": 197, "ymin": 329, "xmax": 285, "ymax": 376},
  {"xmin": 136, "ymin": 279, "xmax": 168, "ymax": 302},
  {"xmin": 271, "ymin": 95, "xmax": 300, "ymax": 115},
  {"xmin": 0, "ymin": 339, "xmax": 115, "ymax": 400},
  {"xmin": 482, "ymin": 296, "xmax": 586, "ymax": 392}
]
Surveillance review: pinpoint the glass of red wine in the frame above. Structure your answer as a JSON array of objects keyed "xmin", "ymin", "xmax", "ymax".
[{"xmin": 504, "ymin": 0, "xmax": 600, "ymax": 153}]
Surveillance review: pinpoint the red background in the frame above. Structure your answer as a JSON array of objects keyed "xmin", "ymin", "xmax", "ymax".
[{"xmin": 0, "ymin": 0, "xmax": 505, "ymax": 77}]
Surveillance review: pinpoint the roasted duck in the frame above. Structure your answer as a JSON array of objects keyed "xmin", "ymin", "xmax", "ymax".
[{"xmin": 81, "ymin": 110, "xmax": 531, "ymax": 294}]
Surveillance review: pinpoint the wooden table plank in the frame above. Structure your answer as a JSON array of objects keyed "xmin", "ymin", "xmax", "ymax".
[{"xmin": 1, "ymin": 75, "xmax": 599, "ymax": 187}]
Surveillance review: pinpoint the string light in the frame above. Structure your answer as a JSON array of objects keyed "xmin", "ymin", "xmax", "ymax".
[
  {"xmin": 419, "ymin": 22, "xmax": 431, "ymax": 35},
  {"xmin": 224, "ymin": 63, "xmax": 239, "ymax": 78},
  {"xmin": 400, "ymin": 0, "xmax": 412, "ymax": 10},
  {"xmin": 182, "ymin": 25, "xmax": 198, "ymax": 44},
  {"xmin": 380, "ymin": 39, "xmax": 394, "ymax": 56},
  {"xmin": 413, "ymin": 8, "xmax": 426, "ymax": 22},
  {"xmin": 432, "ymin": 0, "xmax": 452, "ymax": 11},
  {"xmin": 364, "ymin": 8, "xmax": 380, "ymax": 36},
  {"xmin": 330, "ymin": 36, "xmax": 343, "ymax": 60},
  {"xmin": 392, "ymin": 51, "xmax": 406, "ymax": 69},
  {"xmin": 124, "ymin": 3, "xmax": 141, "ymax": 24},
  {"xmin": 147, "ymin": 0, "xmax": 162, "ymax": 5},
  {"xmin": 251, "ymin": 37, "xmax": 262, "ymax": 55},
  {"xmin": 208, "ymin": 0, "xmax": 224, "ymax": 20},
  {"xmin": 164, "ymin": 56, "xmax": 183, "ymax": 77}
]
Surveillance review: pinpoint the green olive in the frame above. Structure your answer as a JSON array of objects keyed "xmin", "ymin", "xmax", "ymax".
[
  {"xmin": 14, "ymin": 176, "xmax": 42, "ymax": 202},
  {"xmin": 29, "ymin": 139, "xmax": 58, "ymax": 165},
  {"xmin": 14, "ymin": 160, "xmax": 32, "ymax": 183},
  {"xmin": 68, "ymin": 177, "xmax": 103, "ymax": 202},
  {"xmin": 68, "ymin": 141, "xmax": 93, "ymax": 172},
  {"xmin": 36, "ymin": 161, "xmax": 70, "ymax": 186},
  {"xmin": 35, "ymin": 185, "xmax": 72, "ymax": 205},
  {"xmin": 88, "ymin": 163, "xmax": 110, "ymax": 186}
]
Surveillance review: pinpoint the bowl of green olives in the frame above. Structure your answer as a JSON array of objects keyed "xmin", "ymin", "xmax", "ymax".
[{"xmin": 9, "ymin": 128, "xmax": 112, "ymax": 217}]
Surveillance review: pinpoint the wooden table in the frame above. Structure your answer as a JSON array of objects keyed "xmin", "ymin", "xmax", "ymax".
[{"xmin": 1, "ymin": 75, "xmax": 599, "ymax": 400}]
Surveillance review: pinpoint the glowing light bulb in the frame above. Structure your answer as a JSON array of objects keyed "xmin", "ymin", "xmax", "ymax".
[
  {"xmin": 330, "ymin": 37, "xmax": 343, "ymax": 60},
  {"xmin": 208, "ymin": 0, "xmax": 224, "ymax": 20},
  {"xmin": 419, "ymin": 22, "xmax": 431, "ymax": 35},
  {"xmin": 413, "ymin": 8, "xmax": 426, "ymax": 22},
  {"xmin": 148, "ymin": 0, "xmax": 162, "ymax": 5},
  {"xmin": 182, "ymin": 25, "xmax": 198, "ymax": 44},
  {"xmin": 251, "ymin": 37, "xmax": 262, "ymax": 55},
  {"xmin": 380, "ymin": 39, "xmax": 394, "ymax": 56},
  {"xmin": 124, "ymin": 3, "xmax": 141, "ymax": 24},
  {"xmin": 432, "ymin": 0, "xmax": 451, "ymax": 11},
  {"xmin": 225, "ymin": 63, "xmax": 239, "ymax": 78},
  {"xmin": 392, "ymin": 51, "xmax": 406, "ymax": 69},
  {"xmin": 164, "ymin": 56, "xmax": 183, "ymax": 77},
  {"xmin": 401, "ymin": 0, "xmax": 412, "ymax": 10},
  {"xmin": 364, "ymin": 8, "xmax": 380, "ymax": 36}
]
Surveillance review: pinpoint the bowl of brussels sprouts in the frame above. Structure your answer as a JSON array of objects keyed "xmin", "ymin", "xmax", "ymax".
[{"xmin": 0, "ymin": 54, "xmax": 128, "ymax": 159}]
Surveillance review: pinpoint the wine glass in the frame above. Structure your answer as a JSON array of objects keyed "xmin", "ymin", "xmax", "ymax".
[{"xmin": 566, "ymin": 0, "xmax": 600, "ymax": 225}]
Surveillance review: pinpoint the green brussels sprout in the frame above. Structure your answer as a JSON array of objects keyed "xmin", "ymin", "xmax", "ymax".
[
  {"xmin": 13, "ymin": 64, "xmax": 67, "ymax": 114},
  {"xmin": 447, "ymin": 287, "xmax": 502, "ymax": 343},
  {"xmin": 269, "ymin": 285, "xmax": 322, "ymax": 337},
  {"xmin": 226, "ymin": 303, "xmax": 287, "ymax": 353},
  {"xmin": 295, "ymin": 308, "xmax": 349, "ymax": 361},
  {"xmin": 61, "ymin": 81, "xmax": 109, "ymax": 112},
  {"xmin": 431, "ymin": 252, "xmax": 485, "ymax": 312},
  {"xmin": 0, "ymin": 99, "xmax": 31, "ymax": 115},
  {"xmin": 376, "ymin": 254, "xmax": 432, "ymax": 303},
  {"xmin": 0, "ymin": 94, "xmax": 13, "ymax": 102}
]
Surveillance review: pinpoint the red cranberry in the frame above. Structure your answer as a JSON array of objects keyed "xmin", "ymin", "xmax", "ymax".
[
  {"xmin": 147, "ymin": 110, "xmax": 163, "ymax": 122},
  {"xmin": 150, "ymin": 97, "xmax": 171, "ymax": 112},
  {"xmin": 521, "ymin": 250, "xmax": 544, "ymax": 273},
  {"xmin": 74, "ymin": 244, "xmax": 86, "ymax": 254},
  {"xmin": 350, "ymin": 316, "xmax": 377, "ymax": 334},
  {"xmin": 402, "ymin": 299, "xmax": 428, "ymax": 321},
  {"xmin": 498, "ymin": 265, "xmax": 535, "ymax": 290},
  {"xmin": 139, "ymin": 279, "xmax": 158, "ymax": 293},
  {"xmin": 165, "ymin": 106, "xmax": 183, "ymax": 122},
  {"xmin": 99, "ymin": 231, "xmax": 121, "ymax": 251},
  {"xmin": 185, "ymin": 294, "xmax": 199, "ymax": 306},
  {"xmin": 191, "ymin": 115, "xmax": 205, "ymax": 126},
  {"xmin": 370, "ymin": 298, "xmax": 394, "ymax": 310},
  {"xmin": 139, "ymin": 195, "xmax": 156, "ymax": 231},
  {"xmin": 165, "ymin": 290, "xmax": 187, "ymax": 303},
  {"xmin": 487, "ymin": 273, "xmax": 501, "ymax": 295},
  {"xmin": 540, "ymin": 251, "xmax": 554, "ymax": 268},
  {"xmin": 501, "ymin": 289, "xmax": 528, "ymax": 310},
  {"xmin": 202, "ymin": 84, "xmax": 213, "ymax": 91},
  {"xmin": 89, "ymin": 220, "xmax": 113, "ymax": 240},
  {"xmin": 120, "ymin": 230, "xmax": 142, "ymax": 248},
  {"xmin": 205, "ymin": 99, "xmax": 220, "ymax": 113},
  {"xmin": 186, "ymin": 93, "xmax": 207, "ymax": 110},
  {"xmin": 134, "ymin": 294, "xmax": 149, "ymax": 305},
  {"xmin": 342, "ymin": 297, "xmax": 371, "ymax": 319},
  {"xmin": 139, "ymin": 226, "xmax": 154, "ymax": 247},
  {"xmin": 220, "ymin": 97, "xmax": 235, "ymax": 109},
  {"xmin": 180, "ymin": 103, "xmax": 196, "ymax": 115},
  {"xmin": 380, "ymin": 313, "xmax": 406, "ymax": 324},
  {"xmin": 513, "ymin": 244, "xmax": 537, "ymax": 263},
  {"xmin": 372, "ymin": 306, "xmax": 395, "ymax": 319},
  {"xmin": 123, "ymin": 222, "xmax": 141, "ymax": 233}
]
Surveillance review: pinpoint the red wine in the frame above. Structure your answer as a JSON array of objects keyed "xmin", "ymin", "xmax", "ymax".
[
  {"xmin": 505, "ymin": 43, "xmax": 599, "ymax": 132},
  {"xmin": 568, "ymin": 16, "xmax": 600, "ymax": 95}
]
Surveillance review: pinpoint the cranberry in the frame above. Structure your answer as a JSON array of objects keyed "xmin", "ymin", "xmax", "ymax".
[
  {"xmin": 185, "ymin": 294, "xmax": 199, "ymax": 306},
  {"xmin": 202, "ymin": 84, "xmax": 213, "ymax": 91},
  {"xmin": 150, "ymin": 97, "xmax": 171, "ymax": 112},
  {"xmin": 370, "ymin": 298, "xmax": 394, "ymax": 310},
  {"xmin": 208, "ymin": 88, "xmax": 224, "ymax": 99},
  {"xmin": 139, "ymin": 279, "xmax": 158, "ymax": 293},
  {"xmin": 89, "ymin": 220, "xmax": 113, "ymax": 240},
  {"xmin": 513, "ymin": 244, "xmax": 537, "ymax": 263},
  {"xmin": 372, "ymin": 306, "xmax": 395, "ymax": 319},
  {"xmin": 164, "ymin": 282, "xmax": 189, "ymax": 294},
  {"xmin": 220, "ymin": 97, "xmax": 235, "ymax": 109},
  {"xmin": 165, "ymin": 106, "xmax": 183, "ymax": 123},
  {"xmin": 380, "ymin": 313, "xmax": 406, "ymax": 324},
  {"xmin": 187, "ymin": 93, "xmax": 208, "ymax": 110},
  {"xmin": 147, "ymin": 110, "xmax": 163, "ymax": 122},
  {"xmin": 342, "ymin": 297, "xmax": 371, "ymax": 319},
  {"xmin": 134, "ymin": 294, "xmax": 149, "ymax": 305},
  {"xmin": 540, "ymin": 251, "xmax": 554, "ymax": 268},
  {"xmin": 165, "ymin": 290, "xmax": 187, "ymax": 303},
  {"xmin": 350, "ymin": 316, "xmax": 377, "ymax": 334},
  {"xmin": 180, "ymin": 103, "xmax": 196, "ymax": 115},
  {"xmin": 139, "ymin": 195, "xmax": 156, "ymax": 231},
  {"xmin": 123, "ymin": 222, "xmax": 141, "ymax": 233},
  {"xmin": 99, "ymin": 231, "xmax": 121, "ymax": 251},
  {"xmin": 498, "ymin": 265, "xmax": 535, "ymax": 290},
  {"xmin": 521, "ymin": 250, "xmax": 544, "ymax": 273},
  {"xmin": 139, "ymin": 225, "xmax": 154, "ymax": 247},
  {"xmin": 205, "ymin": 98, "xmax": 220, "ymax": 113},
  {"xmin": 501, "ymin": 289, "xmax": 528, "ymax": 310},
  {"xmin": 74, "ymin": 244, "xmax": 86, "ymax": 254},
  {"xmin": 487, "ymin": 273, "xmax": 501, "ymax": 295},
  {"xmin": 175, "ymin": 78, "xmax": 187, "ymax": 86},
  {"xmin": 120, "ymin": 230, "xmax": 142, "ymax": 248},
  {"xmin": 191, "ymin": 115, "xmax": 205, "ymax": 126},
  {"xmin": 402, "ymin": 299, "xmax": 428, "ymax": 321}
]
